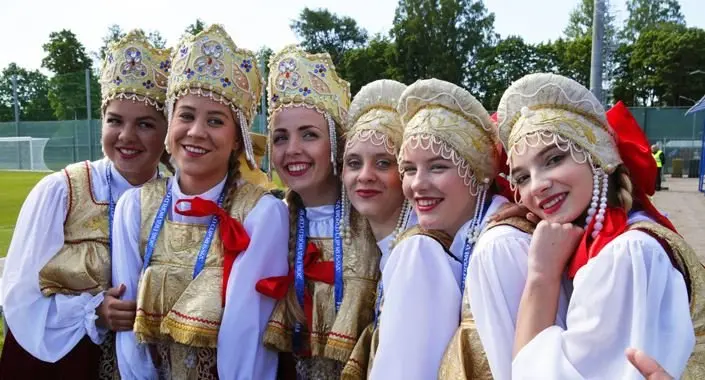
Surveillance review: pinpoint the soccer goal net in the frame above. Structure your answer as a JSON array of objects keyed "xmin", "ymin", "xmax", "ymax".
[{"xmin": 0, "ymin": 137, "xmax": 50, "ymax": 171}]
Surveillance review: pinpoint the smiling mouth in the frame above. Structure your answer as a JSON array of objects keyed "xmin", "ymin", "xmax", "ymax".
[
  {"xmin": 182, "ymin": 144, "xmax": 210, "ymax": 157},
  {"xmin": 285, "ymin": 163, "xmax": 311, "ymax": 176},
  {"xmin": 415, "ymin": 197, "xmax": 442, "ymax": 212},
  {"xmin": 539, "ymin": 193, "xmax": 567, "ymax": 214},
  {"xmin": 116, "ymin": 147, "xmax": 142, "ymax": 158}
]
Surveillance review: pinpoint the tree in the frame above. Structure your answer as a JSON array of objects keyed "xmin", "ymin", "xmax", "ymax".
[
  {"xmin": 147, "ymin": 30, "xmax": 167, "ymax": 49},
  {"xmin": 290, "ymin": 7, "xmax": 368, "ymax": 68},
  {"xmin": 98, "ymin": 24, "xmax": 126, "ymax": 60},
  {"xmin": 341, "ymin": 35, "xmax": 398, "ymax": 95},
  {"xmin": 624, "ymin": 24, "xmax": 705, "ymax": 106},
  {"xmin": 256, "ymin": 46, "xmax": 274, "ymax": 80},
  {"xmin": 185, "ymin": 19, "xmax": 207, "ymax": 36},
  {"xmin": 41, "ymin": 29, "xmax": 99, "ymax": 119},
  {"xmin": 42, "ymin": 30, "xmax": 92, "ymax": 75},
  {"xmin": 621, "ymin": 0, "xmax": 684, "ymax": 41},
  {"xmin": 0, "ymin": 63, "xmax": 54, "ymax": 121},
  {"xmin": 391, "ymin": 0, "xmax": 496, "ymax": 91},
  {"xmin": 97, "ymin": 25, "xmax": 168, "ymax": 61}
]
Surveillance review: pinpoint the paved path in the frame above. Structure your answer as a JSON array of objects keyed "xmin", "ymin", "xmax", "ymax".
[{"xmin": 652, "ymin": 176, "xmax": 705, "ymax": 262}]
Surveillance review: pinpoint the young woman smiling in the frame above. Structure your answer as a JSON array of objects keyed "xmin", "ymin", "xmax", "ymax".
[
  {"xmin": 111, "ymin": 25, "xmax": 288, "ymax": 380},
  {"xmin": 0, "ymin": 30, "xmax": 170, "ymax": 379},
  {"xmin": 365, "ymin": 79, "xmax": 533, "ymax": 380},
  {"xmin": 336, "ymin": 79, "xmax": 418, "ymax": 379},
  {"xmin": 257, "ymin": 46, "xmax": 379, "ymax": 379},
  {"xmin": 494, "ymin": 73, "xmax": 702, "ymax": 379}
]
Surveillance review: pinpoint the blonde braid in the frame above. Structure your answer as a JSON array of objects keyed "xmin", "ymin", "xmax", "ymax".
[{"xmin": 284, "ymin": 190, "xmax": 306, "ymax": 324}]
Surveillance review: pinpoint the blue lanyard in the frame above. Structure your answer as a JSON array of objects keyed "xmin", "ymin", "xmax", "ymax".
[
  {"xmin": 293, "ymin": 200, "xmax": 345, "ymax": 351},
  {"xmin": 142, "ymin": 179, "xmax": 225, "ymax": 278},
  {"xmin": 460, "ymin": 198, "xmax": 493, "ymax": 294},
  {"xmin": 106, "ymin": 165, "xmax": 115, "ymax": 256}
]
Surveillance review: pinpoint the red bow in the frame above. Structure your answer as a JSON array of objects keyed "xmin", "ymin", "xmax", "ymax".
[
  {"xmin": 256, "ymin": 242, "xmax": 334, "ymax": 348},
  {"xmin": 567, "ymin": 101, "xmax": 677, "ymax": 278},
  {"xmin": 175, "ymin": 197, "xmax": 251, "ymax": 305}
]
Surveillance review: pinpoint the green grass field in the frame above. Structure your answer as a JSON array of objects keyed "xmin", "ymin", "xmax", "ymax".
[{"xmin": 0, "ymin": 171, "xmax": 51, "ymax": 257}]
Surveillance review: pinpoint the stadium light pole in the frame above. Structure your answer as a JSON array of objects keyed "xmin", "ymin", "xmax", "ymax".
[{"xmin": 590, "ymin": 0, "xmax": 605, "ymax": 103}]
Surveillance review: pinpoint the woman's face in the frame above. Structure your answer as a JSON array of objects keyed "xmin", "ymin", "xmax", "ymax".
[
  {"xmin": 511, "ymin": 141, "xmax": 594, "ymax": 224},
  {"xmin": 101, "ymin": 99, "xmax": 167, "ymax": 184},
  {"xmin": 271, "ymin": 107, "xmax": 337, "ymax": 197},
  {"xmin": 401, "ymin": 141, "xmax": 477, "ymax": 237},
  {"xmin": 167, "ymin": 94, "xmax": 239, "ymax": 182},
  {"xmin": 343, "ymin": 137, "xmax": 404, "ymax": 224}
]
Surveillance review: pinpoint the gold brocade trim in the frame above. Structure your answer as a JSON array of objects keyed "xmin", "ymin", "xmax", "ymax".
[
  {"xmin": 394, "ymin": 225, "xmax": 454, "ymax": 252},
  {"xmin": 340, "ymin": 323, "xmax": 379, "ymax": 380},
  {"xmin": 39, "ymin": 161, "xmax": 111, "ymax": 297},
  {"xmin": 263, "ymin": 208, "xmax": 379, "ymax": 364},
  {"xmin": 135, "ymin": 178, "xmax": 268, "ymax": 348},
  {"xmin": 98, "ymin": 331, "xmax": 121, "ymax": 380},
  {"xmin": 483, "ymin": 216, "xmax": 536, "ymax": 235},
  {"xmin": 629, "ymin": 221, "xmax": 705, "ymax": 379},
  {"xmin": 154, "ymin": 342, "xmax": 218, "ymax": 380}
]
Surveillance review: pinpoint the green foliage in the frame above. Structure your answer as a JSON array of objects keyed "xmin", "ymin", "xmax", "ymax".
[
  {"xmin": 341, "ymin": 36, "xmax": 398, "ymax": 95},
  {"xmin": 290, "ymin": 7, "xmax": 368, "ymax": 68},
  {"xmin": 185, "ymin": 19, "xmax": 207, "ymax": 36},
  {"xmin": 391, "ymin": 0, "xmax": 496, "ymax": 90},
  {"xmin": 0, "ymin": 63, "xmax": 54, "ymax": 121}
]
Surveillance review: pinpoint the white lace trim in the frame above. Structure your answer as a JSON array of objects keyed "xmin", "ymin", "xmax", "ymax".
[
  {"xmin": 346, "ymin": 129, "xmax": 396, "ymax": 156},
  {"xmin": 400, "ymin": 133, "xmax": 484, "ymax": 196},
  {"xmin": 102, "ymin": 92, "xmax": 165, "ymax": 113}
]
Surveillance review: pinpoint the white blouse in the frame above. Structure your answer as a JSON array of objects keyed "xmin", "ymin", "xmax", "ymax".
[
  {"xmin": 1, "ymin": 159, "xmax": 143, "ymax": 362},
  {"xmin": 370, "ymin": 195, "xmax": 511, "ymax": 379},
  {"xmin": 511, "ymin": 212, "xmax": 694, "ymax": 379},
  {"xmin": 112, "ymin": 175, "xmax": 289, "ymax": 380}
]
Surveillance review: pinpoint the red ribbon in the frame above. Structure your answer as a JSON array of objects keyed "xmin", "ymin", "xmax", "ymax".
[
  {"xmin": 256, "ymin": 242, "xmax": 334, "ymax": 340},
  {"xmin": 567, "ymin": 101, "xmax": 678, "ymax": 278},
  {"xmin": 175, "ymin": 197, "xmax": 250, "ymax": 305}
]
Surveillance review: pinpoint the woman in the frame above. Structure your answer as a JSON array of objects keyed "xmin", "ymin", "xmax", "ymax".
[
  {"xmin": 495, "ymin": 73, "xmax": 701, "ymax": 378},
  {"xmin": 112, "ymin": 24, "xmax": 288, "ymax": 379},
  {"xmin": 257, "ymin": 45, "xmax": 379, "ymax": 379},
  {"xmin": 0, "ymin": 30, "xmax": 171, "ymax": 379},
  {"xmin": 336, "ymin": 79, "xmax": 417, "ymax": 379},
  {"xmin": 366, "ymin": 78, "xmax": 530, "ymax": 379}
]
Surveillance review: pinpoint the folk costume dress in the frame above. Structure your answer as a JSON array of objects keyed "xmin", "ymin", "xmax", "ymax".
[
  {"xmin": 257, "ymin": 46, "xmax": 380, "ymax": 379},
  {"xmin": 0, "ymin": 30, "xmax": 170, "ymax": 380},
  {"xmin": 111, "ymin": 25, "xmax": 289, "ymax": 380},
  {"xmin": 494, "ymin": 73, "xmax": 703, "ymax": 379},
  {"xmin": 358, "ymin": 79, "xmax": 498, "ymax": 379}
]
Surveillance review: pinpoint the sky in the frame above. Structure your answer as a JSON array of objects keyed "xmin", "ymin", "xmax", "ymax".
[{"xmin": 1, "ymin": 0, "xmax": 704, "ymax": 74}]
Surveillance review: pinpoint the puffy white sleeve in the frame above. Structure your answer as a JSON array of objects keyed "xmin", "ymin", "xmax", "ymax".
[
  {"xmin": 511, "ymin": 230, "xmax": 694, "ymax": 380},
  {"xmin": 369, "ymin": 235, "xmax": 462, "ymax": 380},
  {"xmin": 467, "ymin": 226, "xmax": 532, "ymax": 380},
  {"xmin": 1, "ymin": 173, "xmax": 106, "ymax": 363},
  {"xmin": 112, "ymin": 187, "xmax": 158, "ymax": 380},
  {"xmin": 217, "ymin": 195, "xmax": 289, "ymax": 380}
]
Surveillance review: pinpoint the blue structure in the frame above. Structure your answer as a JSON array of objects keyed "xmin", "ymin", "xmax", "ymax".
[{"xmin": 685, "ymin": 94, "xmax": 705, "ymax": 193}]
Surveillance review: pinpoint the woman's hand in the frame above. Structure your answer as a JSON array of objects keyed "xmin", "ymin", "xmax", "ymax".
[
  {"xmin": 489, "ymin": 203, "xmax": 541, "ymax": 225},
  {"xmin": 527, "ymin": 221, "xmax": 584, "ymax": 282},
  {"xmin": 96, "ymin": 284, "xmax": 137, "ymax": 332},
  {"xmin": 626, "ymin": 348, "xmax": 673, "ymax": 380}
]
